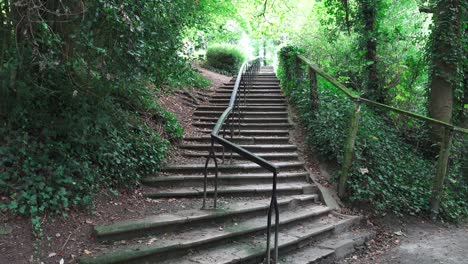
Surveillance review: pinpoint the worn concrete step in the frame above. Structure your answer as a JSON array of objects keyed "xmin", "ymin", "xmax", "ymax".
[
  {"xmin": 198, "ymin": 115, "xmax": 289, "ymax": 124},
  {"xmin": 226, "ymin": 79, "xmax": 279, "ymax": 83},
  {"xmin": 150, "ymin": 215, "xmax": 361, "ymax": 264},
  {"xmin": 184, "ymin": 136, "xmax": 290, "ymax": 144},
  {"xmin": 225, "ymin": 81, "xmax": 280, "ymax": 86},
  {"xmin": 219, "ymin": 87, "xmax": 282, "ymax": 91},
  {"xmin": 143, "ymin": 172, "xmax": 309, "ymax": 187},
  {"xmin": 209, "ymin": 98, "xmax": 287, "ymax": 104},
  {"xmin": 215, "ymin": 89, "xmax": 283, "ymax": 94},
  {"xmin": 193, "ymin": 111, "xmax": 288, "ymax": 118},
  {"xmin": 220, "ymin": 82, "xmax": 281, "ymax": 86},
  {"xmin": 144, "ymin": 182, "xmax": 317, "ymax": 199},
  {"xmin": 231, "ymin": 76, "xmax": 278, "ymax": 81},
  {"xmin": 227, "ymin": 81, "xmax": 279, "ymax": 85},
  {"xmin": 197, "ymin": 105, "xmax": 287, "ymax": 112},
  {"xmin": 198, "ymin": 129, "xmax": 290, "ymax": 137},
  {"xmin": 211, "ymin": 94, "xmax": 285, "ymax": 99},
  {"xmin": 92, "ymin": 195, "xmax": 318, "ymax": 242},
  {"xmin": 99, "ymin": 195, "xmax": 321, "ymax": 243},
  {"xmin": 182, "ymin": 152, "xmax": 299, "ymax": 161},
  {"xmin": 161, "ymin": 161, "xmax": 304, "ymax": 174},
  {"xmin": 281, "ymin": 229, "xmax": 375, "ymax": 264},
  {"xmin": 179, "ymin": 144, "xmax": 297, "ymax": 153},
  {"xmin": 193, "ymin": 122, "xmax": 292, "ymax": 130},
  {"xmin": 209, "ymin": 103, "xmax": 288, "ymax": 108},
  {"xmin": 79, "ymin": 204, "xmax": 333, "ymax": 264}
]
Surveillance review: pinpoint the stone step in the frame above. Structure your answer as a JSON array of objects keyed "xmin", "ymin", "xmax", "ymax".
[
  {"xmin": 161, "ymin": 161, "xmax": 304, "ymax": 174},
  {"xmin": 193, "ymin": 122, "xmax": 292, "ymax": 130},
  {"xmin": 231, "ymin": 76, "xmax": 278, "ymax": 81},
  {"xmin": 198, "ymin": 129, "xmax": 290, "ymax": 137},
  {"xmin": 91, "ymin": 195, "xmax": 318, "ymax": 242},
  {"xmin": 226, "ymin": 80, "xmax": 279, "ymax": 84},
  {"xmin": 211, "ymin": 94, "xmax": 285, "ymax": 99},
  {"xmin": 144, "ymin": 182, "xmax": 317, "ymax": 199},
  {"xmin": 209, "ymin": 103, "xmax": 288, "ymax": 108},
  {"xmin": 215, "ymin": 89, "xmax": 283, "ymax": 94},
  {"xmin": 197, "ymin": 116, "xmax": 289, "ymax": 124},
  {"xmin": 219, "ymin": 86, "xmax": 282, "ymax": 91},
  {"xmin": 155, "ymin": 216, "xmax": 361, "ymax": 264},
  {"xmin": 226, "ymin": 79, "xmax": 279, "ymax": 83},
  {"xmin": 281, "ymin": 229, "xmax": 375, "ymax": 264},
  {"xmin": 143, "ymin": 171, "xmax": 309, "ymax": 187},
  {"xmin": 178, "ymin": 143, "xmax": 297, "ymax": 153},
  {"xmin": 80, "ymin": 203, "xmax": 334, "ymax": 264},
  {"xmin": 209, "ymin": 98, "xmax": 287, "ymax": 104},
  {"xmin": 193, "ymin": 111, "xmax": 288, "ymax": 118},
  {"xmin": 184, "ymin": 136, "xmax": 290, "ymax": 144},
  {"xmin": 196, "ymin": 105, "xmax": 287, "ymax": 112},
  {"xmin": 181, "ymin": 151, "xmax": 299, "ymax": 161}
]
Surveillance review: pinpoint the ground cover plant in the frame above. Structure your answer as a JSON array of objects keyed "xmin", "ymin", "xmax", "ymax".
[
  {"xmin": 277, "ymin": 45, "xmax": 466, "ymax": 221},
  {"xmin": 0, "ymin": 0, "xmax": 216, "ymax": 235}
]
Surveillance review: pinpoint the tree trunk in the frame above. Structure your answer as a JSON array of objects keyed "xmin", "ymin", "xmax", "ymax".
[
  {"xmin": 428, "ymin": 0, "xmax": 461, "ymax": 141},
  {"xmin": 359, "ymin": 0, "xmax": 384, "ymax": 103}
]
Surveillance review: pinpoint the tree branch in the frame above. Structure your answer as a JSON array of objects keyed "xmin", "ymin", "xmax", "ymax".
[{"xmin": 419, "ymin": 7, "xmax": 433, "ymax": 13}]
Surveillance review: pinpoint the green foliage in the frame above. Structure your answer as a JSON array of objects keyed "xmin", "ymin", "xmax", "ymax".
[
  {"xmin": 166, "ymin": 64, "xmax": 212, "ymax": 90},
  {"xmin": 278, "ymin": 45, "xmax": 467, "ymax": 221},
  {"xmin": 0, "ymin": 0, "xmax": 221, "ymax": 235},
  {"xmin": 289, "ymin": 0, "xmax": 430, "ymax": 112},
  {"xmin": 0, "ymin": 89, "xmax": 173, "ymax": 235},
  {"xmin": 205, "ymin": 44, "xmax": 246, "ymax": 75}
]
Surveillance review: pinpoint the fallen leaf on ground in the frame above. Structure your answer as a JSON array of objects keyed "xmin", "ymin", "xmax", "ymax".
[{"xmin": 147, "ymin": 238, "xmax": 158, "ymax": 245}]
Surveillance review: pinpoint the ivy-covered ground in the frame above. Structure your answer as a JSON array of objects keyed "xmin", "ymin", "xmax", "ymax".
[
  {"xmin": 0, "ymin": 66, "xmax": 228, "ymax": 264},
  {"xmin": 277, "ymin": 46, "xmax": 467, "ymax": 222}
]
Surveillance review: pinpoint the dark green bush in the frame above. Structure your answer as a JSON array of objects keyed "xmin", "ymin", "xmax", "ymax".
[
  {"xmin": 205, "ymin": 44, "xmax": 246, "ymax": 75},
  {"xmin": 277, "ymin": 45, "xmax": 467, "ymax": 221},
  {"xmin": 0, "ymin": 0, "xmax": 210, "ymax": 234}
]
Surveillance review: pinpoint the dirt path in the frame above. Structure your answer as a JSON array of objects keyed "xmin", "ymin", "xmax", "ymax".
[{"xmin": 338, "ymin": 217, "xmax": 468, "ymax": 264}]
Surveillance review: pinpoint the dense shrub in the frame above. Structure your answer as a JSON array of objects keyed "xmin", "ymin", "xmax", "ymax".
[
  {"xmin": 0, "ymin": 0, "xmax": 212, "ymax": 234},
  {"xmin": 205, "ymin": 44, "xmax": 246, "ymax": 75},
  {"xmin": 277, "ymin": 45, "xmax": 467, "ymax": 221}
]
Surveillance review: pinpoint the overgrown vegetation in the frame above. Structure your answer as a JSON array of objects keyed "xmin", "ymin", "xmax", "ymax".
[
  {"xmin": 278, "ymin": 46, "xmax": 466, "ymax": 221},
  {"xmin": 204, "ymin": 44, "xmax": 246, "ymax": 75},
  {"xmin": 0, "ymin": 0, "xmax": 465, "ymax": 237},
  {"xmin": 0, "ymin": 0, "xmax": 221, "ymax": 234}
]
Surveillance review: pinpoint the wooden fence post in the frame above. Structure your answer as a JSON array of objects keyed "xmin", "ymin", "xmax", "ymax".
[
  {"xmin": 308, "ymin": 66, "xmax": 319, "ymax": 111},
  {"xmin": 295, "ymin": 56, "xmax": 303, "ymax": 82},
  {"xmin": 338, "ymin": 99, "xmax": 362, "ymax": 198},
  {"xmin": 430, "ymin": 126, "xmax": 454, "ymax": 219}
]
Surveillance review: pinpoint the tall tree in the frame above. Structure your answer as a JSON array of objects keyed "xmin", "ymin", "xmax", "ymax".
[
  {"xmin": 427, "ymin": 0, "xmax": 463, "ymax": 139},
  {"xmin": 358, "ymin": 0, "xmax": 385, "ymax": 103}
]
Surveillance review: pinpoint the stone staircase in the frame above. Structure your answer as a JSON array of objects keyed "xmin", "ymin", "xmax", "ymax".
[{"xmin": 80, "ymin": 66, "xmax": 372, "ymax": 264}]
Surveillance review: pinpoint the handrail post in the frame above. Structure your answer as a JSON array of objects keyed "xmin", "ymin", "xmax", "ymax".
[
  {"xmin": 266, "ymin": 170, "xmax": 279, "ymax": 264},
  {"xmin": 203, "ymin": 138, "xmax": 218, "ymax": 209},
  {"xmin": 430, "ymin": 126, "xmax": 454, "ymax": 219},
  {"xmin": 338, "ymin": 99, "xmax": 362, "ymax": 198},
  {"xmin": 308, "ymin": 66, "xmax": 319, "ymax": 112}
]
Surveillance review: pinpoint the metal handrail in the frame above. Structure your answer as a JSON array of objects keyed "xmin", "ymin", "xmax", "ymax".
[{"xmin": 202, "ymin": 57, "xmax": 280, "ymax": 264}]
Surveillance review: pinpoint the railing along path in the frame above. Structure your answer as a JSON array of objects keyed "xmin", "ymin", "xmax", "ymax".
[
  {"xmin": 292, "ymin": 54, "xmax": 467, "ymax": 218},
  {"xmin": 202, "ymin": 58, "xmax": 280, "ymax": 264}
]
